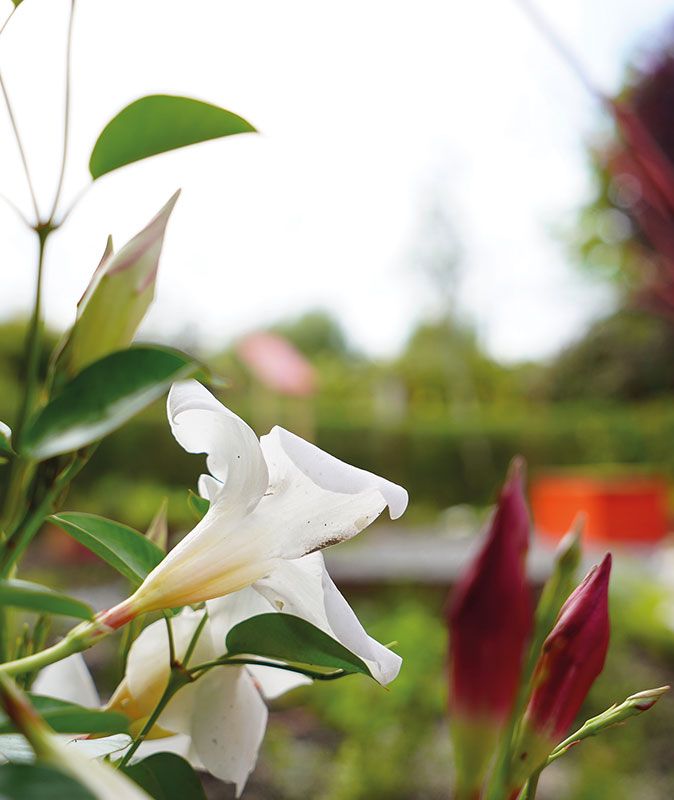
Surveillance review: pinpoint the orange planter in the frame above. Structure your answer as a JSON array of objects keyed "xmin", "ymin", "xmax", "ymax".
[{"xmin": 531, "ymin": 473, "xmax": 670, "ymax": 545}]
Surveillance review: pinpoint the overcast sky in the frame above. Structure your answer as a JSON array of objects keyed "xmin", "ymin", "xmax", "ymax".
[{"xmin": 1, "ymin": 0, "xmax": 673, "ymax": 362}]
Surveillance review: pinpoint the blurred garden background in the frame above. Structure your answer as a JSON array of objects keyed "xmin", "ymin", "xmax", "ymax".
[{"xmin": 4, "ymin": 0, "xmax": 674, "ymax": 797}]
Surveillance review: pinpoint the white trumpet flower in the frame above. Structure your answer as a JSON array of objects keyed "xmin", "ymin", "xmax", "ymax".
[
  {"xmin": 101, "ymin": 380, "xmax": 408, "ymax": 628},
  {"xmin": 36, "ymin": 608, "xmax": 309, "ymax": 797}
]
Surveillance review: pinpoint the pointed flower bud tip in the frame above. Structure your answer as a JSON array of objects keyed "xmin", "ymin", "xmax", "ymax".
[
  {"xmin": 532, "ymin": 553, "xmax": 611, "ymax": 735},
  {"xmin": 447, "ymin": 463, "xmax": 533, "ymax": 792}
]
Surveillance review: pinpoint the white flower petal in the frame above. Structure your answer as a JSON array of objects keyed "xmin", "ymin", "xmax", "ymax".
[
  {"xmin": 206, "ymin": 587, "xmax": 273, "ymax": 654},
  {"xmin": 263, "ymin": 426, "xmax": 408, "ymax": 519},
  {"xmin": 246, "ymin": 664, "xmax": 311, "ymax": 700},
  {"xmin": 197, "ymin": 473, "xmax": 221, "ymax": 503},
  {"xmin": 253, "ymin": 427, "xmax": 408, "ymax": 560},
  {"xmin": 126, "ymin": 610, "xmax": 215, "ymax": 729},
  {"xmin": 255, "ymin": 554, "xmax": 402, "ymax": 685},
  {"xmin": 207, "ymin": 589, "xmax": 312, "ymax": 698},
  {"xmin": 167, "ymin": 381, "xmax": 268, "ymax": 511},
  {"xmin": 32, "ymin": 654, "xmax": 100, "ymax": 708},
  {"xmin": 190, "ymin": 667, "xmax": 268, "ymax": 797}
]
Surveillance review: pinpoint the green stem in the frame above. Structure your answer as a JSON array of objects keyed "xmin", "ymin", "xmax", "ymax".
[
  {"xmin": 182, "ymin": 611, "xmax": 208, "ymax": 667},
  {"xmin": 519, "ymin": 770, "xmax": 541, "ymax": 800},
  {"xmin": 0, "ymin": 618, "xmax": 110, "ymax": 678},
  {"xmin": 47, "ymin": 0, "xmax": 76, "ymax": 223},
  {"xmin": 117, "ymin": 669, "xmax": 191, "ymax": 769},
  {"xmin": 0, "ymin": 453, "xmax": 87, "ymax": 578}
]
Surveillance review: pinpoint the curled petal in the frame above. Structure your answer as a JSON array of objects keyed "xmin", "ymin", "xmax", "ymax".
[
  {"xmin": 255, "ymin": 427, "xmax": 408, "ymax": 560},
  {"xmin": 168, "ymin": 381, "xmax": 268, "ymax": 511},
  {"xmin": 255, "ymin": 553, "xmax": 402, "ymax": 685}
]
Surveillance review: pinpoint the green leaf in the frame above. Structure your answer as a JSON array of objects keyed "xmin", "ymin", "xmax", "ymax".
[
  {"xmin": 22, "ymin": 346, "xmax": 198, "ymax": 460},
  {"xmin": 0, "ymin": 580, "xmax": 93, "ymax": 620},
  {"xmin": 226, "ymin": 613, "xmax": 372, "ymax": 677},
  {"xmin": 123, "ymin": 753, "xmax": 207, "ymax": 800},
  {"xmin": 90, "ymin": 95, "xmax": 256, "ymax": 179},
  {"xmin": 0, "ymin": 763, "xmax": 95, "ymax": 799},
  {"xmin": 187, "ymin": 490, "xmax": 210, "ymax": 522},
  {"xmin": 0, "ymin": 695, "xmax": 129, "ymax": 736},
  {"xmin": 48, "ymin": 513, "xmax": 164, "ymax": 586}
]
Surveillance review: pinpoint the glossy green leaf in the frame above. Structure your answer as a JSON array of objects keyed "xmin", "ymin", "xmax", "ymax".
[
  {"xmin": 0, "ymin": 695, "xmax": 129, "ymax": 736},
  {"xmin": 22, "ymin": 346, "xmax": 198, "ymax": 460},
  {"xmin": 0, "ymin": 580, "xmax": 93, "ymax": 620},
  {"xmin": 123, "ymin": 753, "xmax": 207, "ymax": 800},
  {"xmin": 0, "ymin": 763, "xmax": 95, "ymax": 799},
  {"xmin": 187, "ymin": 490, "xmax": 209, "ymax": 522},
  {"xmin": 90, "ymin": 95, "xmax": 256, "ymax": 179},
  {"xmin": 48, "ymin": 513, "xmax": 164, "ymax": 586},
  {"xmin": 226, "ymin": 613, "xmax": 372, "ymax": 677}
]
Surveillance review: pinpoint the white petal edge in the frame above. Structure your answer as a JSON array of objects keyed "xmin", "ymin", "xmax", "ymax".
[
  {"xmin": 190, "ymin": 667, "xmax": 268, "ymax": 797},
  {"xmin": 254, "ymin": 554, "xmax": 402, "ymax": 685},
  {"xmin": 167, "ymin": 380, "xmax": 268, "ymax": 511},
  {"xmin": 262, "ymin": 426, "xmax": 408, "ymax": 519}
]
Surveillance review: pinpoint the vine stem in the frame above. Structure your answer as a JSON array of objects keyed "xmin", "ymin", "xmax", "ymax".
[
  {"xmin": 47, "ymin": 0, "xmax": 76, "ymax": 223},
  {"xmin": 0, "ymin": 0, "xmax": 40, "ymax": 225},
  {"xmin": 117, "ymin": 669, "xmax": 191, "ymax": 769}
]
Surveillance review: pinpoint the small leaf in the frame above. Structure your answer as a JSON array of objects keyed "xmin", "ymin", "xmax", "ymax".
[
  {"xmin": 123, "ymin": 753, "xmax": 207, "ymax": 800},
  {"xmin": 0, "ymin": 580, "xmax": 93, "ymax": 620},
  {"xmin": 226, "ymin": 613, "xmax": 372, "ymax": 677},
  {"xmin": 90, "ymin": 95, "xmax": 256, "ymax": 179},
  {"xmin": 0, "ymin": 763, "xmax": 95, "ymax": 799},
  {"xmin": 0, "ymin": 695, "xmax": 129, "ymax": 736},
  {"xmin": 48, "ymin": 513, "xmax": 164, "ymax": 586},
  {"xmin": 22, "ymin": 346, "xmax": 198, "ymax": 460},
  {"xmin": 187, "ymin": 490, "xmax": 209, "ymax": 522}
]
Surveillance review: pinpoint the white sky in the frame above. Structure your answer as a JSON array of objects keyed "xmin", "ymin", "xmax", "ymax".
[{"xmin": 1, "ymin": 0, "xmax": 673, "ymax": 362}]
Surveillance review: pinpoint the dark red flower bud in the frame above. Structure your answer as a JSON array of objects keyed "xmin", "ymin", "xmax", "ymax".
[
  {"xmin": 527, "ymin": 553, "xmax": 611, "ymax": 739},
  {"xmin": 446, "ymin": 460, "xmax": 533, "ymax": 796},
  {"xmin": 510, "ymin": 554, "xmax": 611, "ymax": 786}
]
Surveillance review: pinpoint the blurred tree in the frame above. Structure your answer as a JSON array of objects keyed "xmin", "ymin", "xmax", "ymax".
[
  {"xmin": 543, "ymin": 308, "xmax": 674, "ymax": 402},
  {"xmin": 578, "ymin": 28, "xmax": 674, "ymax": 316},
  {"xmin": 271, "ymin": 310, "xmax": 351, "ymax": 359}
]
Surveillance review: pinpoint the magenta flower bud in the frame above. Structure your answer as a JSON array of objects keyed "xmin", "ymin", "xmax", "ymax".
[
  {"xmin": 446, "ymin": 460, "xmax": 533, "ymax": 797},
  {"xmin": 511, "ymin": 554, "xmax": 611, "ymax": 786}
]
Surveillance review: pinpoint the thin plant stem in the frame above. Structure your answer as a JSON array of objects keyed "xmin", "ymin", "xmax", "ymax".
[
  {"xmin": 0, "ymin": 452, "xmax": 88, "ymax": 577},
  {"xmin": 14, "ymin": 229, "xmax": 48, "ymax": 445},
  {"xmin": 47, "ymin": 0, "xmax": 76, "ymax": 223},
  {"xmin": 0, "ymin": 72, "xmax": 40, "ymax": 222},
  {"xmin": 182, "ymin": 610, "xmax": 208, "ymax": 667},
  {"xmin": 189, "ymin": 655, "xmax": 346, "ymax": 682},
  {"xmin": 0, "ymin": 192, "xmax": 31, "ymax": 228},
  {"xmin": 163, "ymin": 613, "xmax": 176, "ymax": 664},
  {"xmin": 0, "ymin": 5, "xmax": 18, "ymax": 38},
  {"xmin": 117, "ymin": 670, "xmax": 190, "ymax": 769},
  {"xmin": 519, "ymin": 770, "xmax": 541, "ymax": 800}
]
